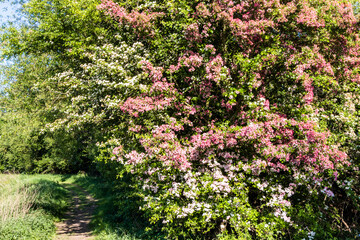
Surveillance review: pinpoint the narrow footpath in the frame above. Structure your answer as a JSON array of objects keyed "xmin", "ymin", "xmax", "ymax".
[{"xmin": 55, "ymin": 183, "xmax": 97, "ymax": 240}]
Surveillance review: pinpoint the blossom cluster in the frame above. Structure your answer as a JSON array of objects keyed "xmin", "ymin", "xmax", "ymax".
[{"xmin": 46, "ymin": 39, "xmax": 148, "ymax": 131}]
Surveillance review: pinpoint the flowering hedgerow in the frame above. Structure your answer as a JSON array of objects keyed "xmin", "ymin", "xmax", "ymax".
[{"xmin": 96, "ymin": 0, "xmax": 360, "ymax": 239}]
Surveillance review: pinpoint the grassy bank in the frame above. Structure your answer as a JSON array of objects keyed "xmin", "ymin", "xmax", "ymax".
[{"xmin": 0, "ymin": 174, "xmax": 69, "ymax": 240}]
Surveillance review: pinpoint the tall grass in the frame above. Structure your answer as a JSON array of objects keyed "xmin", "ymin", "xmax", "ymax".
[
  {"xmin": 0, "ymin": 174, "xmax": 37, "ymax": 223},
  {"xmin": 0, "ymin": 174, "xmax": 68, "ymax": 239}
]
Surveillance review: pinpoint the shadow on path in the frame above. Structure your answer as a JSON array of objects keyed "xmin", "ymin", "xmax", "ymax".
[{"xmin": 55, "ymin": 183, "xmax": 97, "ymax": 240}]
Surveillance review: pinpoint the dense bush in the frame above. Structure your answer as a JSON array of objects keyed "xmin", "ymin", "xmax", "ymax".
[{"xmin": 94, "ymin": 0, "xmax": 360, "ymax": 239}]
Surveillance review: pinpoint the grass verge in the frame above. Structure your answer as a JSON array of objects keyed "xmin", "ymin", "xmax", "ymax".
[{"xmin": 0, "ymin": 174, "xmax": 69, "ymax": 240}]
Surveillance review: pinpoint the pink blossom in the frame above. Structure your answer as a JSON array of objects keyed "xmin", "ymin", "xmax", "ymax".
[{"xmin": 125, "ymin": 150, "xmax": 145, "ymax": 165}]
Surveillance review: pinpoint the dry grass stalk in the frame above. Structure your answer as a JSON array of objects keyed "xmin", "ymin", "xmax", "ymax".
[{"xmin": 0, "ymin": 174, "xmax": 37, "ymax": 222}]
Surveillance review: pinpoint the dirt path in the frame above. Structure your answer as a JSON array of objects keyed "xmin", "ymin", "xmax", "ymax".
[{"xmin": 55, "ymin": 183, "xmax": 97, "ymax": 240}]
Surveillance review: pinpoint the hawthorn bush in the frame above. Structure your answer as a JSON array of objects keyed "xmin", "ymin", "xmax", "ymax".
[{"xmin": 95, "ymin": 0, "xmax": 360, "ymax": 239}]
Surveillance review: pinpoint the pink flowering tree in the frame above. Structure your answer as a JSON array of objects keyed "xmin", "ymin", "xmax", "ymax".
[{"xmin": 96, "ymin": 0, "xmax": 360, "ymax": 238}]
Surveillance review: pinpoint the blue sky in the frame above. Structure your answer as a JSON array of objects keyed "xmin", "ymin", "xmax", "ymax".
[{"xmin": 0, "ymin": 1, "xmax": 21, "ymax": 26}]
